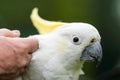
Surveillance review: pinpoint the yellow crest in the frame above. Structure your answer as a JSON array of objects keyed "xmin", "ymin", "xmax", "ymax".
[{"xmin": 30, "ymin": 8, "xmax": 64, "ymax": 34}]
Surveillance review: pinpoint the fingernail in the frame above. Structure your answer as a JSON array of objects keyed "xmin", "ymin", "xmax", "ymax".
[
  {"xmin": 12, "ymin": 30, "xmax": 20, "ymax": 33},
  {"xmin": 12, "ymin": 30, "xmax": 20, "ymax": 36}
]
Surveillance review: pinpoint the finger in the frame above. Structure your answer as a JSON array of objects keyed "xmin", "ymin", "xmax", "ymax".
[
  {"xmin": 22, "ymin": 37, "xmax": 39, "ymax": 53},
  {"xmin": 0, "ymin": 28, "xmax": 20, "ymax": 37}
]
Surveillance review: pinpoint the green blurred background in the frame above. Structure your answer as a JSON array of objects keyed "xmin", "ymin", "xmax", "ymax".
[{"xmin": 0, "ymin": 0, "xmax": 120, "ymax": 80}]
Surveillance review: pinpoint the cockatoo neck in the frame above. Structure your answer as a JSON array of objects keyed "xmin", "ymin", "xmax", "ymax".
[{"xmin": 59, "ymin": 50, "xmax": 83, "ymax": 71}]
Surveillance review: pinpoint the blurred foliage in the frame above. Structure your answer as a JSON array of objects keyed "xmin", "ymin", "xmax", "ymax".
[{"xmin": 0, "ymin": 0, "xmax": 120, "ymax": 80}]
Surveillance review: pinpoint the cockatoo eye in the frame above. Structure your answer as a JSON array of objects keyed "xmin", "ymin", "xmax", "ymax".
[
  {"xmin": 72, "ymin": 36, "xmax": 81, "ymax": 45},
  {"xmin": 73, "ymin": 37, "xmax": 79, "ymax": 42}
]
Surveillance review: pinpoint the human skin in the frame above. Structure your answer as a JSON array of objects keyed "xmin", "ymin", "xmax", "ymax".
[{"xmin": 0, "ymin": 29, "xmax": 38, "ymax": 80}]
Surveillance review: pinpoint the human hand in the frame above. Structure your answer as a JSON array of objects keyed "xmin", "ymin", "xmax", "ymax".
[{"xmin": 0, "ymin": 35, "xmax": 38, "ymax": 80}]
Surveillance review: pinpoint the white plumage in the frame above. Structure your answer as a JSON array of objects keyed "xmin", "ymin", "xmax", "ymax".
[{"xmin": 15, "ymin": 23, "xmax": 101, "ymax": 80}]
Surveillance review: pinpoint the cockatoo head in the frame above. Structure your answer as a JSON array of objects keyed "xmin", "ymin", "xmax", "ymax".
[
  {"xmin": 50, "ymin": 23, "xmax": 102, "ymax": 63},
  {"xmin": 30, "ymin": 8, "xmax": 102, "ymax": 76},
  {"xmin": 31, "ymin": 8, "xmax": 102, "ymax": 63}
]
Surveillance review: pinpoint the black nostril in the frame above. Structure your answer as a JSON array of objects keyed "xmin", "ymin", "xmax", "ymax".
[{"xmin": 90, "ymin": 39, "xmax": 95, "ymax": 43}]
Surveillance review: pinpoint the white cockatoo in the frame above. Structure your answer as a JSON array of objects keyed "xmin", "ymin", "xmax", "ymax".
[{"xmin": 15, "ymin": 8, "xmax": 102, "ymax": 80}]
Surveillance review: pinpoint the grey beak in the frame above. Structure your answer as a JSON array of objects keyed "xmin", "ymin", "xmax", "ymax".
[{"xmin": 80, "ymin": 41, "xmax": 102, "ymax": 63}]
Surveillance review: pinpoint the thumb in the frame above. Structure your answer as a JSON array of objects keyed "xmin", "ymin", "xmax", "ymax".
[{"xmin": 24, "ymin": 36, "xmax": 39, "ymax": 53}]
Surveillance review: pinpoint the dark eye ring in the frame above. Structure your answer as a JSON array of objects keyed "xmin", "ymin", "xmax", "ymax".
[{"xmin": 73, "ymin": 37, "xmax": 79, "ymax": 42}]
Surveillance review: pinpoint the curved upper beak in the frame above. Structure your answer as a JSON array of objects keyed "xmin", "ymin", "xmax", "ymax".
[{"xmin": 80, "ymin": 41, "xmax": 102, "ymax": 63}]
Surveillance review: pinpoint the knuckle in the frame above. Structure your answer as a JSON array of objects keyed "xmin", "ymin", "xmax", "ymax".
[
  {"xmin": 21, "ymin": 60, "xmax": 27, "ymax": 67},
  {"xmin": 18, "ymin": 48, "xmax": 25, "ymax": 54},
  {"xmin": 16, "ymin": 44, "xmax": 28, "ymax": 54},
  {"xmin": 18, "ymin": 59, "xmax": 28, "ymax": 68},
  {"xmin": 21, "ymin": 44, "xmax": 29, "ymax": 53}
]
